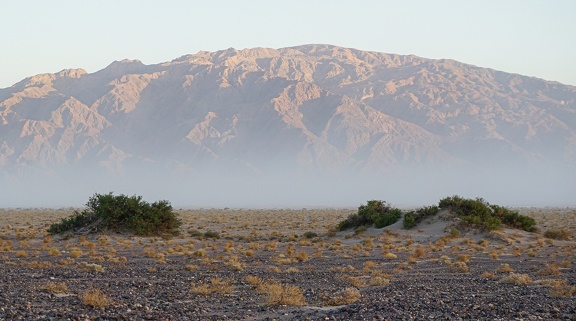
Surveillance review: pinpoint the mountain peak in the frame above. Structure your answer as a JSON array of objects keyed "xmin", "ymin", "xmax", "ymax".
[
  {"xmin": 57, "ymin": 68, "xmax": 87, "ymax": 78},
  {"xmin": 100, "ymin": 59, "xmax": 146, "ymax": 74},
  {"xmin": 113, "ymin": 58, "xmax": 143, "ymax": 65},
  {"xmin": 1, "ymin": 45, "xmax": 575, "ymax": 207},
  {"xmin": 12, "ymin": 68, "xmax": 87, "ymax": 89}
]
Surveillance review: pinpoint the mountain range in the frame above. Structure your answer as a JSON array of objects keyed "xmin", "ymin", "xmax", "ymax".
[{"xmin": 1, "ymin": 45, "xmax": 575, "ymax": 207}]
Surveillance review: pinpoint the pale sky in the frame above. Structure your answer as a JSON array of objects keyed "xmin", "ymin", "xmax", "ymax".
[{"xmin": 1, "ymin": 0, "xmax": 575, "ymax": 89}]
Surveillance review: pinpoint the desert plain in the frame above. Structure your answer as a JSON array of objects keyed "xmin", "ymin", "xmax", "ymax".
[{"xmin": 0, "ymin": 206, "xmax": 575, "ymax": 320}]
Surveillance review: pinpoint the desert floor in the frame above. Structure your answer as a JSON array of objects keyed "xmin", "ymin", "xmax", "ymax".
[{"xmin": 0, "ymin": 207, "xmax": 575, "ymax": 320}]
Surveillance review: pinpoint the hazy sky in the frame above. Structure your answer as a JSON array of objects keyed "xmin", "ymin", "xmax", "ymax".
[{"xmin": 2, "ymin": 0, "xmax": 575, "ymax": 89}]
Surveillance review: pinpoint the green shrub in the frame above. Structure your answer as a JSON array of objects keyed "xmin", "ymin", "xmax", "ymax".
[
  {"xmin": 374, "ymin": 208, "xmax": 402, "ymax": 228},
  {"xmin": 338, "ymin": 200, "xmax": 402, "ymax": 231},
  {"xmin": 438, "ymin": 195, "xmax": 535, "ymax": 232},
  {"xmin": 499, "ymin": 209, "xmax": 537, "ymax": 232},
  {"xmin": 438, "ymin": 195, "xmax": 465, "ymax": 209},
  {"xmin": 48, "ymin": 192, "xmax": 181, "ymax": 236},
  {"xmin": 448, "ymin": 228, "xmax": 461, "ymax": 238},
  {"xmin": 303, "ymin": 231, "xmax": 318, "ymax": 239},
  {"xmin": 403, "ymin": 206, "xmax": 439, "ymax": 229},
  {"xmin": 203, "ymin": 230, "xmax": 221, "ymax": 239},
  {"xmin": 189, "ymin": 229, "xmax": 204, "ymax": 238},
  {"xmin": 353, "ymin": 225, "xmax": 368, "ymax": 236},
  {"xmin": 48, "ymin": 210, "xmax": 97, "ymax": 235},
  {"xmin": 403, "ymin": 212, "xmax": 416, "ymax": 229}
]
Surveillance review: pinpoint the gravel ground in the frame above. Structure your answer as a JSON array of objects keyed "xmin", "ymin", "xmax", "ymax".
[{"xmin": 0, "ymin": 209, "xmax": 575, "ymax": 320}]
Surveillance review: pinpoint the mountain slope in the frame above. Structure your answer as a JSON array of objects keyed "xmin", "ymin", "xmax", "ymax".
[{"xmin": 1, "ymin": 45, "xmax": 575, "ymax": 206}]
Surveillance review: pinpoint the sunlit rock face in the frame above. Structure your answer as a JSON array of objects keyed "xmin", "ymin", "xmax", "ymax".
[{"xmin": 1, "ymin": 45, "xmax": 575, "ymax": 207}]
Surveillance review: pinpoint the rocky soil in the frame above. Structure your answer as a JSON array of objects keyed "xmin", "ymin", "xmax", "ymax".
[{"xmin": 0, "ymin": 208, "xmax": 575, "ymax": 320}]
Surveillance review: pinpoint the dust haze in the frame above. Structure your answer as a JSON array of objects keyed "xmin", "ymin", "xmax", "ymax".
[
  {"xmin": 2, "ymin": 161, "xmax": 574, "ymax": 209},
  {"xmin": 2, "ymin": 45, "xmax": 575, "ymax": 209}
]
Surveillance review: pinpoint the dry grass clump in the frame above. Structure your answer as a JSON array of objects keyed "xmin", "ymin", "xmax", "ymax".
[
  {"xmin": 69, "ymin": 248, "xmax": 83, "ymax": 258},
  {"xmin": 39, "ymin": 281, "xmax": 68, "ymax": 294},
  {"xmin": 58, "ymin": 258, "xmax": 76, "ymax": 266},
  {"xmin": 265, "ymin": 241, "xmax": 278, "ymax": 251},
  {"xmin": 243, "ymin": 275, "xmax": 263, "ymax": 286},
  {"xmin": 77, "ymin": 262, "xmax": 105, "ymax": 273},
  {"xmin": 273, "ymin": 255, "xmax": 293, "ymax": 265},
  {"xmin": 191, "ymin": 278, "xmax": 234, "ymax": 294},
  {"xmin": 82, "ymin": 241, "xmax": 96, "ymax": 249},
  {"xmin": 414, "ymin": 245, "xmax": 426, "ymax": 258},
  {"xmin": 536, "ymin": 263, "xmax": 562, "ymax": 276},
  {"xmin": 543, "ymin": 229, "xmax": 571, "ymax": 241},
  {"xmin": 257, "ymin": 281, "xmax": 306, "ymax": 306},
  {"xmin": 369, "ymin": 275, "xmax": 391, "ymax": 286},
  {"xmin": 89, "ymin": 256, "xmax": 105, "ymax": 263},
  {"xmin": 143, "ymin": 247, "xmax": 155, "ymax": 258},
  {"xmin": 481, "ymin": 271, "xmax": 496, "ymax": 279},
  {"xmin": 345, "ymin": 276, "xmax": 368, "ymax": 288},
  {"xmin": 383, "ymin": 252, "xmax": 397, "ymax": 259},
  {"xmin": 363, "ymin": 261, "xmax": 378, "ymax": 271},
  {"xmin": 294, "ymin": 251, "xmax": 309, "ymax": 262},
  {"xmin": 455, "ymin": 254, "xmax": 471, "ymax": 263},
  {"xmin": 558, "ymin": 260, "xmax": 571, "ymax": 268},
  {"xmin": 109, "ymin": 256, "xmax": 127, "ymax": 264},
  {"xmin": 265, "ymin": 266, "xmax": 282, "ymax": 273},
  {"xmin": 48, "ymin": 247, "xmax": 61, "ymax": 256},
  {"xmin": 82, "ymin": 288, "xmax": 112, "ymax": 308},
  {"xmin": 325, "ymin": 287, "xmax": 361, "ymax": 305},
  {"xmin": 448, "ymin": 261, "xmax": 469, "ymax": 273},
  {"xmin": 406, "ymin": 255, "xmax": 418, "ymax": 264},
  {"xmin": 185, "ymin": 264, "xmax": 199, "ymax": 271},
  {"xmin": 192, "ymin": 248, "xmax": 207, "ymax": 257},
  {"xmin": 284, "ymin": 267, "xmax": 300, "ymax": 273},
  {"xmin": 392, "ymin": 262, "xmax": 413, "ymax": 274},
  {"xmin": 0, "ymin": 240, "xmax": 13, "ymax": 252},
  {"xmin": 500, "ymin": 273, "xmax": 532, "ymax": 285},
  {"xmin": 97, "ymin": 237, "xmax": 110, "ymax": 246},
  {"xmin": 28, "ymin": 261, "xmax": 52, "ymax": 268},
  {"xmin": 488, "ymin": 249, "xmax": 499, "ymax": 260},
  {"xmin": 440, "ymin": 255, "xmax": 451, "ymax": 264},
  {"xmin": 15, "ymin": 250, "xmax": 27, "ymax": 258},
  {"xmin": 331, "ymin": 265, "xmax": 356, "ymax": 273},
  {"xmin": 545, "ymin": 279, "xmax": 576, "ymax": 297},
  {"xmin": 496, "ymin": 263, "xmax": 515, "ymax": 273},
  {"xmin": 478, "ymin": 239, "xmax": 490, "ymax": 247},
  {"xmin": 225, "ymin": 256, "xmax": 245, "ymax": 272},
  {"xmin": 247, "ymin": 242, "xmax": 260, "ymax": 250}
]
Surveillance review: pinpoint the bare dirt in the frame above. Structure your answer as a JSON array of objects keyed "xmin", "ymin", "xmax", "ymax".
[{"xmin": 0, "ymin": 208, "xmax": 575, "ymax": 320}]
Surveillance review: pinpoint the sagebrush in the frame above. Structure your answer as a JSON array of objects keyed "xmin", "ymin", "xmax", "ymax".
[
  {"xmin": 338, "ymin": 200, "xmax": 402, "ymax": 230},
  {"xmin": 403, "ymin": 206, "xmax": 439, "ymax": 229},
  {"xmin": 438, "ymin": 196, "xmax": 536, "ymax": 232},
  {"xmin": 48, "ymin": 192, "xmax": 181, "ymax": 236}
]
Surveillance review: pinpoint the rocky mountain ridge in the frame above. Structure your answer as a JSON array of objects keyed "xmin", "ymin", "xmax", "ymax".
[{"xmin": 1, "ymin": 44, "xmax": 575, "ymax": 206}]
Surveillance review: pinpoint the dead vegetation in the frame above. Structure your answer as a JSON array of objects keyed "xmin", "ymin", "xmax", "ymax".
[
  {"xmin": 81, "ymin": 288, "xmax": 112, "ymax": 308},
  {"xmin": 0, "ymin": 207, "xmax": 574, "ymax": 319},
  {"xmin": 257, "ymin": 280, "xmax": 306, "ymax": 306},
  {"xmin": 191, "ymin": 277, "xmax": 234, "ymax": 295},
  {"xmin": 39, "ymin": 281, "xmax": 68, "ymax": 294}
]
